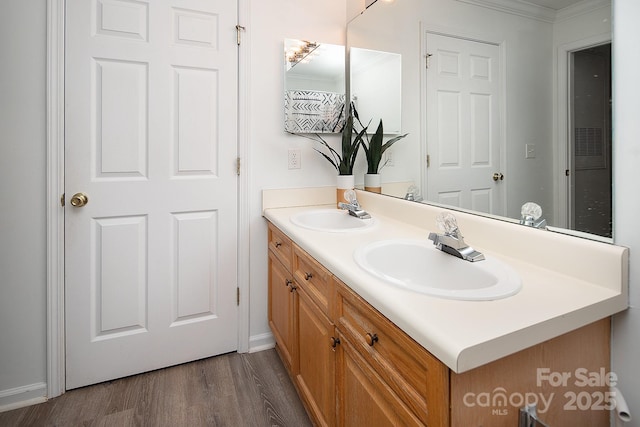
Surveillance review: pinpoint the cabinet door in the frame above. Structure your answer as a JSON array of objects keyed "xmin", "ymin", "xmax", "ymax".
[
  {"xmin": 268, "ymin": 250, "xmax": 296, "ymax": 372},
  {"xmin": 296, "ymin": 285, "xmax": 335, "ymax": 427},
  {"xmin": 335, "ymin": 279, "xmax": 450, "ymax": 426},
  {"xmin": 336, "ymin": 332, "xmax": 424, "ymax": 427}
]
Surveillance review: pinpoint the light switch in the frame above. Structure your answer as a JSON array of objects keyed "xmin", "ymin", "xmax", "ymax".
[{"xmin": 525, "ymin": 143, "xmax": 536, "ymax": 159}]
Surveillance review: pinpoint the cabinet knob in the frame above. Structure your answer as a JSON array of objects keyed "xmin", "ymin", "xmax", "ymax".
[
  {"xmin": 289, "ymin": 284, "xmax": 297, "ymax": 293},
  {"xmin": 285, "ymin": 279, "xmax": 293, "ymax": 288},
  {"xmin": 274, "ymin": 241, "xmax": 282, "ymax": 248},
  {"xmin": 365, "ymin": 333, "xmax": 379, "ymax": 346},
  {"xmin": 330, "ymin": 336, "xmax": 341, "ymax": 348},
  {"xmin": 304, "ymin": 272, "xmax": 313, "ymax": 280}
]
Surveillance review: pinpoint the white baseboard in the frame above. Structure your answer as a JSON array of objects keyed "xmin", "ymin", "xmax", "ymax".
[
  {"xmin": 0, "ymin": 382, "xmax": 47, "ymax": 413},
  {"xmin": 248, "ymin": 332, "xmax": 275, "ymax": 353}
]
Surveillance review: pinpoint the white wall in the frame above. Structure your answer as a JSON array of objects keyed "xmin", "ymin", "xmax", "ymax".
[
  {"xmin": 611, "ymin": 0, "xmax": 640, "ymax": 424},
  {"xmin": 247, "ymin": 0, "xmax": 347, "ymax": 348},
  {"xmin": 0, "ymin": 1, "xmax": 48, "ymax": 408}
]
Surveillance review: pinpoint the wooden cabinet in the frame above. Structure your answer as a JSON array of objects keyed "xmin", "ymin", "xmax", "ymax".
[
  {"xmin": 335, "ymin": 279, "xmax": 449, "ymax": 426},
  {"xmin": 267, "ymin": 231, "xmax": 295, "ymax": 372},
  {"xmin": 267, "ymin": 221, "xmax": 610, "ymax": 427},
  {"xmin": 335, "ymin": 331, "xmax": 424, "ymax": 426},
  {"xmin": 296, "ymin": 284, "xmax": 335, "ymax": 426},
  {"xmin": 267, "ymin": 222, "xmax": 298, "ymax": 372},
  {"xmin": 268, "ymin": 222, "xmax": 294, "ymax": 270},
  {"xmin": 293, "ymin": 244, "xmax": 334, "ymax": 317},
  {"xmin": 267, "ymin": 222, "xmax": 336, "ymax": 425},
  {"xmin": 267, "ymin": 221, "xmax": 447, "ymax": 426}
]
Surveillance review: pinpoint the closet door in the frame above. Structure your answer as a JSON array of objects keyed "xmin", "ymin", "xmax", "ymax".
[{"xmin": 65, "ymin": 0, "xmax": 239, "ymax": 389}]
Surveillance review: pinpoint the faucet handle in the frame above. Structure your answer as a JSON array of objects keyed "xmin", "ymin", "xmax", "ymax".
[
  {"xmin": 521, "ymin": 202, "xmax": 542, "ymax": 220},
  {"xmin": 343, "ymin": 189, "xmax": 359, "ymax": 207},
  {"xmin": 436, "ymin": 212, "xmax": 460, "ymax": 236},
  {"xmin": 520, "ymin": 202, "xmax": 547, "ymax": 229}
]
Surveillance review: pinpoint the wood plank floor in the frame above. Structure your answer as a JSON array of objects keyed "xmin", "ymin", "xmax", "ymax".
[{"xmin": 0, "ymin": 349, "xmax": 312, "ymax": 427}]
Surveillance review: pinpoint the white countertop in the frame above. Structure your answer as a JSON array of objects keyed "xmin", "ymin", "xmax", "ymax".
[{"xmin": 263, "ymin": 192, "xmax": 628, "ymax": 373}]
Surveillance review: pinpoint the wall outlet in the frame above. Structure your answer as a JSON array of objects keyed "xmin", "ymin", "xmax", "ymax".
[{"xmin": 288, "ymin": 149, "xmax": 301, "ymax": 169}]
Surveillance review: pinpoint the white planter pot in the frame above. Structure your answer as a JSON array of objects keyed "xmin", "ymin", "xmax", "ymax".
[
  {"xmin": 336, "ymin": 174, "xmax": 355, "ymax": 207},
  {"xmin": 364, "ymin": 173, "xmax": 382, "ymax": 194}
]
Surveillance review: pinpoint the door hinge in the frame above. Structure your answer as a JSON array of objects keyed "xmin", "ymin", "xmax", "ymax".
[
  {"xmin": 236, "ymin": 157, "xmax": 241, "ymax": 175},
  {"xmin": 237, "ymin": 287, "xmax": 240, "ymax": 306},
  {"xmin": 426, "ymin": 53, "xmax": 433, "ymax": 69},
  {"xmin": 60, "ymin": 193, "xmax": 65, "ymax": 207},
  {"xmin": 426, "ymin": 154, "xmax": 431, "ymax": 168},
  {"xmin": 565, "ymin": 169, "xmax": 570, "ymax": 176},
  {"xmin": 236, "ymin": 25, "xmax": 245, "ymax": 45}
]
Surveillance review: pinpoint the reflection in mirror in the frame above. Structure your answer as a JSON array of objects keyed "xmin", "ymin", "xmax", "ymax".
[
  {"xmin": 284, "ymin": 39, "xmax": 346, "ymax": 133},
  {"xmin": 350, "ymin": 48, "xmax": 402, "ymax": 133},
  {"xmin": 347, "ymin": 0, "xmax": 612, "ymax": 239}
]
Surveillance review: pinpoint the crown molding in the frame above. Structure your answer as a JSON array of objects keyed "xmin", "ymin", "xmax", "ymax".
[
  {"xmin": 455, "ymin": 0, "xmax": 610, "ymax": 23},
  {"xmin": 555, "ymin": 0, "xmax": 610, "ymax": 22},
  {"xmin": 455, "ymin": 0, "xmax": 556, "ymax": 22}
]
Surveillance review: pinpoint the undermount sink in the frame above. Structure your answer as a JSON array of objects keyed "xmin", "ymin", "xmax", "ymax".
[
  {"xmin": 290, "ymin": 209, "xmax": 375, "ymax": 232},
  {"xmin": 354, "ymin": 239, "xmax": 522, "ymax": 301}
]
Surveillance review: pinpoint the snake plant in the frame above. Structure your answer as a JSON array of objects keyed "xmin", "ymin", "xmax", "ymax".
[
  {"xmin": 292, "ymin": 107, "xmax": 367, "ymax": 175},
  {"xmin": 361, "ymin": 119, "xmax": 408, "ymax": 174}
]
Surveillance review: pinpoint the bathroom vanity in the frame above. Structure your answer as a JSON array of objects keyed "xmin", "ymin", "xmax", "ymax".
[{"xmin": 263, "ymin": 188, "xmax": 627, "ymax": 426}]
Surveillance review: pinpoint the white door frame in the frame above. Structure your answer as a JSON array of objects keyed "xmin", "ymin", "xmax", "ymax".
[
  {"xmin": 45, "ymin": 0, "xmax": 251, "ymax": 398},
  {"xmin": 554, "ymin": 32, "xmax": 610, "ymax": 230}
]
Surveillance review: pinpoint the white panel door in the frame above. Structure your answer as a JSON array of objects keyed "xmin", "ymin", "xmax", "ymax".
[
  {"xmin": 65, "ymin": 0, "xmax": 238, "ymax": 389},
  {"xmin": 425, "ymin": 33, "xmax": 504, "ymax": 215}
]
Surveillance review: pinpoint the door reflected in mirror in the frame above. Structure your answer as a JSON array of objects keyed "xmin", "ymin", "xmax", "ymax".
[{"xmin": 283, "ymin": 39, "xmax": 346, "ymax": 133}]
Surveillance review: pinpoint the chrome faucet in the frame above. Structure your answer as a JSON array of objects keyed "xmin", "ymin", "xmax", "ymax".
[
  {"xmin": 338, "ymin": 190, "xmax": 371, "ymax": 219},
  {"xmin": 428, "ymin": 212, "xmax": 485, "ymax": 262},
  {"xmin": 404, "ymin": 185, "xmax": 423, "ymax": 202},
  {"xmin": 520, "ymin": 202, "xmax": 547, "ymax": 229}
]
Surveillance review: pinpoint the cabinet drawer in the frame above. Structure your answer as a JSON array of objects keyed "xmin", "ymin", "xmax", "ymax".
[
  {"xmin": 293, "ymin": 244, "xmax": 334, "ymax": 320},
  {"xmin": 268, "ymin": 222, "xmax": 294, "ymax": 271},
  {"xmin": 335, "ymin": 279, "xmax": 449, "ymax": 426}
]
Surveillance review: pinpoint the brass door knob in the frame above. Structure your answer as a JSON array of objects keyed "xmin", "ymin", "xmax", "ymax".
[
  {"xmin": 70, "ymin": 192, "xmax": 89, "ymax": 207},
  {"xmin": 492, "ymin": 173, "xmax": 504, "ymax": 182}
]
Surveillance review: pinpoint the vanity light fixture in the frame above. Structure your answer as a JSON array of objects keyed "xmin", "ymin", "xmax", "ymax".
[{"xmin": 285, "ymin": 40, "xmax": 319, "ymax": 68}]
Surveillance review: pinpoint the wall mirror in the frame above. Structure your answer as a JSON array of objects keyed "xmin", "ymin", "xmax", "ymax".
[
  {"xmin": 284, "ymin": 38, "xmax": 346, "ymax": 133},
  {"xmin": 348, "ymin": 0, "xmax": 613, "ymax": 240}
]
